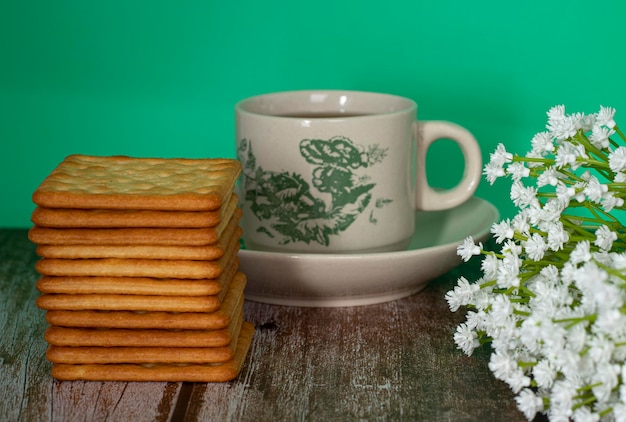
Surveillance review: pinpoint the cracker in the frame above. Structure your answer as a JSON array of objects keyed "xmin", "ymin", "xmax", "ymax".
[
  {"xmin": 36, "ymin": 256, "xmax": 238, "ymax": 296},
  {"xmin": 34, "ymin": 230, "xmax": 240, "ymax": 279},
  {"xmin": 44, "ymin": 310, "xmax": 244, "ymax": 348},
  {"xmin": 35, "ymin": 222, "xmax": 242, "ymax": 260},
  {"xmin": 44, "ymin": 272, "xmax": 246, "ymax": 330},
  {"xmin": 50, "ymin": 321, "xmax": 254, "ymax": 382},
  {"xmin": 32, "ymin": 155, "xmax": 241, "ymax": 211},
  {"xmin": 31, "ymin": 193, "xmax": 237, "ymax": 229},
  {"xmin": 45, "ymin": 312, "xmax": 244, "ymax": 364},
  {"xmin": 28, "ymin": 208, "xmax": 241, "ymax": 246}
]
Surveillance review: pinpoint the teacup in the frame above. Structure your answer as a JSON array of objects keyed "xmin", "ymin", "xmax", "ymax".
[{"xmin": 235, "ymin": 90, "xmax": 482, "ymax": 253}]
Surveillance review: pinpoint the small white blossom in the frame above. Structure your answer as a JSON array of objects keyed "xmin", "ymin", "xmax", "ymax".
[
  {"xmin": 601, "ymin": 191, "xmax": 624, "ymax": 212},
  {"xmin": 510, "ymin": 181, "xmax": 538, "ymax": 209},
  {"xmin": 506, "ymin": 161, "xmax": 530, "ymax": 181},
  {"xmin": 483, "ymin": 161, "xmax": 506, "ymax": 185},
  {"xmin": 595, "ymin": 225, "xmax": 617, "ymax": 251},
  {"xmin": 582, "ymin": 175, "xmax": 608, "ymax": 203},
  {"xmin": 589, "ymin": 124, "xmax": 614, "ymax": 149},
  {"xmin": 524, "ymin": 233, "xmax": 548, "ymax": 261},
  {"xmin": 457, "ymin": 236, "xmax": 482, "ymax": 262},
  {"xmin": 480, "ymin": 253, "xmax": 499, "ymax": 280},
  {"xmin": 491, "ymin": 219, "xmax": 514, "ymax": 243},
  {"xmin": 515, "ymin": 388, "xmax": 543, "ymax": 420},
  {"xmin": 531, "ymin": 131, "xmax": 555, "ymax": 154},
  {"xmin": 445, "ymin": 276, "xmax": 478, "ymax": 311},
  {"xmin": 537, "ymin": 166, "xmax": 559, "ymax": 187},
  {"xmin": 453, "ymin": 323, "xmax": 479, "ymax": 356},
  {"xmin": 569, "ymin": 240, "xmax": 591, "ymax": 265},
  {"xmin": 546, "ymin": 221, "xmax": 569, "ymax": 251},
  {"xmin": 609, "ymin": 147, "xmax": 626, "ymax": 173},
  {"xmin": 597, "ymin": 105, "xmax": 616, "ymax": 129}
]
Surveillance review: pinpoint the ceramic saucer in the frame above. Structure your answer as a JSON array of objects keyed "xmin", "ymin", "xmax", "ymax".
[{"xmin": 238, "ymin": 196, "xmax": 498, "ymax": 307}]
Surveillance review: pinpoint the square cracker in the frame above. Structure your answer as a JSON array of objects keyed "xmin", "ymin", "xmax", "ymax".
[
  {"xmin": 36, "ymin": 257, "xmax": 239, "ymax": 296},
  {"xmin": 34, "ymin": 227, "xmax": 240, "ymax": 279},
  {"xmin": 43, "ymin": 272, "xmax": 246, "ymax": 330},
  {"xmin": 44, "ymin": 309, "xmax": 244, "ymax": 348},
  {"xmin": 28, "ymin": 208, "xmax": 241, "ymax": 247},
  {"xmin": 32, "ymin": 155, "xmax": 241, "ymax": 211},
  {"xmin": 31, "ymin": 194, "xmax": 237, "ymax": 229},
  {"xmin": 45, "ymin": 311, "xmax": 245, "ymax": 365},
  {"xmin": 50, "ymin": 321, "xmax": 254, "ymax": 382},
  {"xmin": 35, "ymin": 214, "xmax": 241, "ymax": 260}
]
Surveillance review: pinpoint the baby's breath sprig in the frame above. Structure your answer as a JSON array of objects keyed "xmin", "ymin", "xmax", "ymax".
[{"xmin": 448, "ymin": 105, "xmax": 626, "ymax": 421}]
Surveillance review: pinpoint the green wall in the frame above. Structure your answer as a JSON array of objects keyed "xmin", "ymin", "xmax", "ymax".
[{"xmin": 2, "ymin": 0, "xmax": 626, "ymax": 228}]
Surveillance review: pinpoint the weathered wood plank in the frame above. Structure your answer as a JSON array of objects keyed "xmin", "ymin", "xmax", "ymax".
[
  {"xmin": 0, "ymin": 230, "xmax": 181, "ymax": 422},
  {"xmin": 187, "ymin": 262, "xmax": 529, "ymax": 421}
]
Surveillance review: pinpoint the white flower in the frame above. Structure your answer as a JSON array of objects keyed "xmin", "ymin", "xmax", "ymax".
[
  {"xmin": 497, "ymin": 252, "xmax": 521, "ymax": 288},
  {"xmin": 445, "ymin": 276, "xmax": 478, "ymax": 311},
  {"xmin": 510, "ymin": 181, "xmax": 538, "ymax": 209},
  {"xmin": 556, "ymin": 182, "xmax": 575, "ymax": 206},
  {"xmin": 533, "ymin": 359, "xmax": 557, "ymax": 389},
  {"xmin": 547, "ymin": 105, "xmax": 578, "ymax": 141},
  {"xmin": 453, "ymin": 323, "xmax": 479, "ymax": 356},
  {"xmin": 597, "ymin": 105, "xmax": 616, "ymax": 129},
  {"xmin": 457, "ymin": 236, "xmax": 482, "ymax": 262},
  {"xmin": 449, "ymin": 105, "xmax": 626, "ymax": 419},
  {"xmin": 483, "ymin": 161, "xmax": 506, "ymax": 185},
  {"xmin": 582, "ymin": 175, "xmax": 608, "ymax": 203},
  {"xmin": 506, "ymin": 162, "xmax": 530, "ymax": 181},
  {"xmin": 506, "ymin": 367, "xmax": 531, "ymax": 393},
  {"xmin": 480, "ymin": 253, "xmax": 499, "ymax": 280},
  {"xmin": 515, "ymin": 388, "xmax": 543, "ymax": 420},
  {"xmin": 537, "ymin": 166, "xmax": 559, "ymax": 187},
  {"xmin": 602, "ymin": 191, "xmax": 624, "ymax": 212},
  {"xmin": 555, "ymin": 141, "xmax": 579, "ymax": 169},
  {"xmin": 488, "ymin": 348, "xmax": 517, "ymax": 381},
  {"xmin": 546, "ymin": 221, "xmax": 570, "ymax": 251},
  {"xmin": 531, "ymin": 131, "xmax": 555, "ymax": 154},
  {"xmin": 524, "ymin": 233, "xmax": 548, "ymax": 261},
  {"xmin": 572, "ymin": 407, "xmax": 600, "ymax": 422},
  {"xmin": 569, "ymin": 240, "xmax": 591, "ymax": 265},
  {"xmin": 511, "ymin": 210, "xmax": 531, "ymax": 235},
  {"xmin": 491, "ymin": 219, "xmax": 514, "ymax": 243},
  {"xmin": 609, "ymin": 146, "xmax": 626, "ymax": 173},
  {"xmin": 589, "ymin": 124, "xmax": 614, "ymax": 149},
  {"xmin": 594, "ymin": 225, "xmax": 617, "ymax": 251},
  {"xmin": 591, "ymin": 363, "xmax": 621, "ymax": 403}
]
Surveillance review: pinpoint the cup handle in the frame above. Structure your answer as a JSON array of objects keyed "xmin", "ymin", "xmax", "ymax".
[{"xmin": 413, "ymin": 120, "xmax": 482, "ymax": 211}]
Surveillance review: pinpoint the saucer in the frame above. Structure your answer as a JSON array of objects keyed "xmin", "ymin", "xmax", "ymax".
[{"xmin": 238, "ymin": 196, "xmax": 498, "ymax": 307}]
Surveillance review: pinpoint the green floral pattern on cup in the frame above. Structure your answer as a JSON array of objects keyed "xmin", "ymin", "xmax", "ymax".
[{"xmin": 238, "ymin": 136, "xmax": 390, "ymax": 246}]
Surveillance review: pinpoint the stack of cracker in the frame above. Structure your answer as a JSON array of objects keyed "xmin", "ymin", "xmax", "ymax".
[{"xmin": 28, "ymin": 154, "xmax": 254, "ymax": 382}]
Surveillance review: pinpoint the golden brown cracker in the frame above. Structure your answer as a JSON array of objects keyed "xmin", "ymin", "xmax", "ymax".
[
  {"xmin": 32, "ymin": 155, "xmax": 241, "ymax": 211},
  {"xmin": 36, "ymin": 257, "xmax": 238, "ymax": 296},
  {"xmin": 28, "ymin": 208, "xmax": 240, "ymax": 246},
  {"xmin": 50, "ymin": 321, "xmax": 254, "ymax": 382},
  {"xmin": 43, "ymin": 272, "xmax": 246, "ymax": 330},
  {"xmin": 44, "ymin": 310, "xmax": 244, "ymax": 348},
  {"xmin": 35, "ymin": 224, "xmax": 242, "ymax": 260},
  {"xmin": 45, "ymin": 312, "xmax": 244, "ymax": 364},
  {"xmin": 34, "ymin": 231, "xmax": 240, "ymax": 279},
  {"xmin": 31, "ymin": 194, "xmax": 238, "ymax": 229}
]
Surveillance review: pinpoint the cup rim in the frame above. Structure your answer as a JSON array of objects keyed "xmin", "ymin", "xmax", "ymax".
[{"xmin": 235, "ymin": 89, "xmax": 417, "ymax": 119}]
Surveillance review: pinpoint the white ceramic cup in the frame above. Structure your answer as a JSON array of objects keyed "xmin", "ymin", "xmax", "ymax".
[{"xmin": 235, "ymin": 90, "xmax": 482, "ymax": 253}]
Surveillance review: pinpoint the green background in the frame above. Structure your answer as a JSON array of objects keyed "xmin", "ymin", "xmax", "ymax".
[{"xmin": 2, "ymin": 0, "xmax": 626, "ymax": 228}]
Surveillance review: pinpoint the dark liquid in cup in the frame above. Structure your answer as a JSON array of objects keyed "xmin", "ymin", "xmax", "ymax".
[{"xmin": 274, "ymin": 112, "xmax": 371, "ymax": 118}]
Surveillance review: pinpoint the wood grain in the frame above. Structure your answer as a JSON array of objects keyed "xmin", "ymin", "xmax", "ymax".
[{"xmin": 1, "ymin": 229, "xmax": 546, "ymax": 421}]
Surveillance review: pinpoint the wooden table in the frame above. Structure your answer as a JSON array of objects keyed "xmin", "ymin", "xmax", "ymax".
[{"xmin": 0, "ymin": 228, "xmax": 539, "ymax": 421}]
